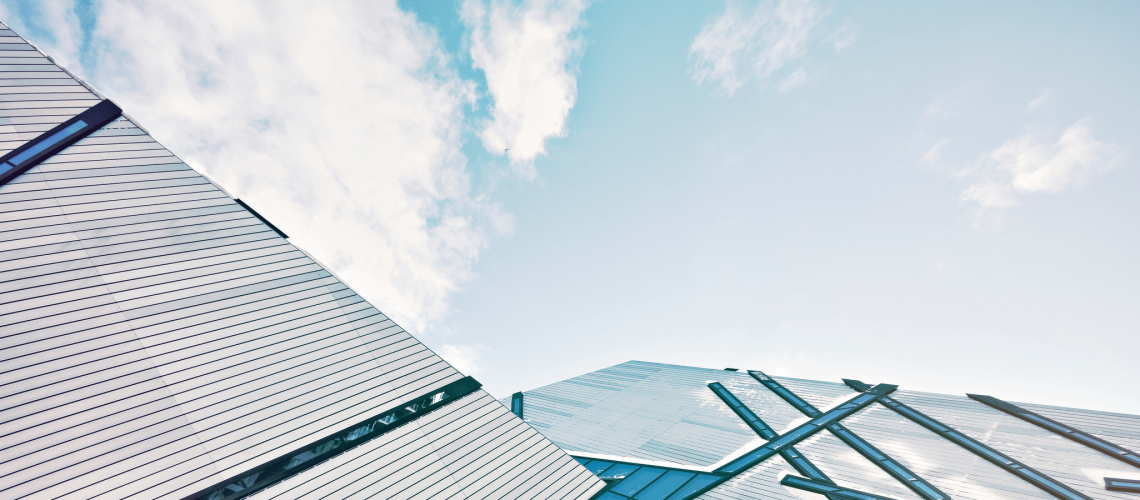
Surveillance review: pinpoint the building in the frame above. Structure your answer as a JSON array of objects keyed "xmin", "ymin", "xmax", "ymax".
[
  {"xmin": 0, "ymin": 20, "xmax": 602, "ymax": 500},
  {"xmin": 508, "ymin": 361, "xmax": 1140, "ymax": 500},
  {"xmin": 2, "ymin": 15, "xmax": 1140, "ymax": 500}
]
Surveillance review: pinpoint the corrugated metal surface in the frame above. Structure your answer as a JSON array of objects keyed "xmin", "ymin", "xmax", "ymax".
[
  {"xmin": 519, "ymin": 361, "xmax": 1140, "ymax": 500},
  {"xmin": 0, "ymin": 21, "xmax": 101, "ymax": 158},
  {"xmin": 0, "ymin": 20, "xmax": 601, "ymax": 500}
]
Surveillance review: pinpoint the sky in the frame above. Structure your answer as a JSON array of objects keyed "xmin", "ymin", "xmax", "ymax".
[{"xmin": 3, "ymin": 0, "xmax": 1138, "ymax": 413}]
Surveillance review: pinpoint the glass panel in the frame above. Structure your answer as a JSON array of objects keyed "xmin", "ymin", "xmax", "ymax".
[
  {"xmin": 597, "ymin": 493, "xmax": 630, "ymax": 500},
  {"xmin": 896, "ymin": 406, "xmax": 948, "ymax": 431},
  {"xmin": 584, "ymin": 460, "xmax": 615, "ymax": 475},
  {"xmin": 573, "ymin": 457, "xmax": 591, "ymax": 465},
  {"xmin": 634, "ymin": 470, "xmax": 695, "ymax": 500},
  {"xmin": 0, "ymin": 161, "xmax": 11, "ymax": 174},
  {"xmin": 665, "ymin": 474, "xmax": 721, "ymax": 500},
  {"xmin": 10, "ymin": 119, "xmax": 86, "ymax": 165},
  {"xmin": 836, "ymin": 490, "xmax": 886, "ymax": 500},
  {"xmin": 1022, "ymin": 413, "xmax": 1070, "ymax": 433},
  {"xmin": 1109, "ymin": 479, "xmax": 1140, "ymax": 488},
  {"xmin": 604, "ymin": 463, "xmax": 641, "ymax": 478},
  {"xmin": 781, "ymin": 475, "xmax": 837, "ymax": 493},
  {"xmin": 841, "ymin": 431, "xmax": 886, "ymax": 460},
  {"xmin": 913, "ymin": 480, "xmax": 945, "ymax": 499},
  {"xmin": 881, "ymin": 460, "xmax": 915, "ymax": 480},
  {"xmin": 610, "ymin": 467, "xmax": 666, "ymax": 497}
]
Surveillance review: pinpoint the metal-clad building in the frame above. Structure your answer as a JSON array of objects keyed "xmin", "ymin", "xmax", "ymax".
[
  {"xmin": 0, "ymin": 20, "xmax": 603, "ymax": 500},
  {"xmin": 510, "ymin": 361, "xmax": 1140, "ymax": 500},
  {"xmin": 3, "ymin": 14, "xmax": 1140, "ymax": 500}
]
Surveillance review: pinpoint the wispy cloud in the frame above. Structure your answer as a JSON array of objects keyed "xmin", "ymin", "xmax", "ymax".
[
  {"xmin": 1, "ymin": 0, "xmax": 576, "ymax": 333},
  {"xmin": 438, "ymin": 344, "xmax": 491, "ymax": 375},
  {"xmin": 828, "ymin": 22, "xmax": 857, "ymax": 53},
  {"xmin": 688, "ymin": 0, "xmax": 823, "ymax": 95},
  {"xmin": 462, "ymin": 0, "xmax": 588, "ymax": 178},
  {"xmin": 958, "ymin": 118, "xmax": 1117, "ymax": 209}
]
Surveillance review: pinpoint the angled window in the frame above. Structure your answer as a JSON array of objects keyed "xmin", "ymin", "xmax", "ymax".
[
  {"xmin": 781, "ymin": 474, "xmax": 899, "ymax": 500},
  {"xmin": 708, "ymin": 382, "xmax": 831, "ymax": 482},
  {"xmin": 717, "ymin": 383, "xmax": 897, "ymax": 474},
  {"xmin": 843, "ymin": 379, "xmax": 1092, "ymax": 500},
  {"xmin": 968, "ymin": 394, "xmax": 1140, "ymax": 468},
  {"xmin": 751, "ymin": 371, "xmax": 949, "ymax": 500},
  {"xmin": 182, "ymin": 377, "xmax": 482, "ymax": 500},
  {"xmin": 1105, "ymin": 477, "xmax": 1140, "ymax": 493},
  {"xmin": 0, "ymin": 99, "xmax": 122, "ymax": 187}
]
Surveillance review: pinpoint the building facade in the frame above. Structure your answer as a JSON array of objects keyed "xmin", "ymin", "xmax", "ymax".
[
  {"xmin": 2, "ymin": 16, "xmax": 1140, "ymax": 500},
  {"xmin": 0, "ymin": 20, "xmax": 602, "ymax": 500},
  {"xmin": 508, "ymin": 361, "xmax": 1140, "ymax": 500}
]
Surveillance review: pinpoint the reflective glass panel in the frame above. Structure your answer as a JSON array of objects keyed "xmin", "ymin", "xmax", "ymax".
[
  {"xmin": 11, "ymin": 119, "xmax": 87, "ymax": 165},
  {"xmin": 610, "ymin": 467, "xmax": 666, "ymax": 496},
  {"xmin": 634, "ymin": 470, "xmax": 695, "ymax": 500},
  {"xmin": 666, "ymin": 475, "xmax": 721, "ymax": 500},
  {"xmin": 604, "ymin": 463, "xmax": 641, "ymax": 479}
]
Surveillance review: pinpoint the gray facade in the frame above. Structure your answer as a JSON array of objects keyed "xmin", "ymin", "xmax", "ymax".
[
  {"xmin": 512, "ymin": 361, "xmax": 1140, "ymax": 500},
  {"xmin": 0, "ymin": 20, "xmax": 602, "ymax": 500}
]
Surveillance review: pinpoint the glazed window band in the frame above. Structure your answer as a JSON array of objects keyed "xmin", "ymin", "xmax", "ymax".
[
  {"xmin": 0, "ymin": 99, "xmax": 123, "ymax": 187},
  {"xmin": 182, "ymin": 376, "xmax": 482, "ymax": 500},
  {"xmin": 750, "ymin": 371, "xmax": 949, "ymax": 500},
  {"xmin": 843, "ymin": 379, "xmax": 1092, "ymax": 500}
]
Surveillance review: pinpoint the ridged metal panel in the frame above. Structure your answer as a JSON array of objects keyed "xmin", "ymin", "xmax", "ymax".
[
  {"xmin": 897, "ymin": 390, "xmax": 1140, "ymax": 500},
  {"xmin": 248, "ymin": 392, "xmax": 603, "ymax": 500},
  {"xmin": 771, "ymin": 378, "xmax": 1052, "ymax": 500},
  {"xmin": 521, "ymin": 361, "xmax": 1140, "ymax": 500},
  {"xmin": 517, "ymin": 361, "xmax": 763, "ymax": 467},
  {"xmin": 1016, "ymin": 401, "xmax": 1140, "ymax": 459},
  {"xmin": 0, "ymin": 22, "xmax": 99, "ymax": 158},
  {"xmin": 0, "ymin": 20, "xmax": 601, "ymax": 500}
]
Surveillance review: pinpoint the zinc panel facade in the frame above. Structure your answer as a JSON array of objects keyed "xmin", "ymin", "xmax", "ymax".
[
  {"xmin": 519, "ymin": 361, "xmax": 1140, "ymax": 500},
  {"xmin": 0, "ymin": 20, "xmax": 600, "ymax": 500}
]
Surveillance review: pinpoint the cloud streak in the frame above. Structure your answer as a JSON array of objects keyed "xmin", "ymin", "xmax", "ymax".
[
  {"xmin": 689, "ymin": 0, "xmax": 823, "ymax": 95},
  {"xmin": 958, "ymin": 118, "xmax": 1117, "ymax": 208}
]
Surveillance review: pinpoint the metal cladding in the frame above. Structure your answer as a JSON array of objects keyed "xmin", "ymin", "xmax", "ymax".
[
  {"xmin": 0, "ymin": 19, "xmax": 602, "ymax": 500},
  {"xmin": 514, "ymin": 361, "xmax": 1140, "ymax": 500}
]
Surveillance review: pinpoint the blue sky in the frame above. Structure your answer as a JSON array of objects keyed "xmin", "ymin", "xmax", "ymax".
[{"xmin": 5, "ymin": 0, "xmax": 1138, "ymax": 413}]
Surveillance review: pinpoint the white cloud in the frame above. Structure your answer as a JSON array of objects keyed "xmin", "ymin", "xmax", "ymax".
[
  {"xmin": 689, "ymin": 0, "xmax": 823, "ymax": 95},
  {"xmin": 6, "ymin": 0, "xmax": 536, "ymax": 333},
  {"xmin": 1027, "ymin": 90, "xmax": 1051, "ymax": 111},
  {"xmin": 922, "ymin": 138, "xmax": 950, "ymax": 165},
  {"xmin": 438, "ymin": 344, "xmax": 490, "ymax": 375},
  {"xmin": 462, "ymin": 0, "xmax": 588, "ymax": 178},
  {"xmin": 959, "ymin": 118, "xmax": 1117, "ymax": 208},
  {"xmin": 829, "ymin": 22, "xmax": 857, "ymax": 53},
  {"xmin": 776, "ymin": 66, "xmax": 809, "ymax": 92}
]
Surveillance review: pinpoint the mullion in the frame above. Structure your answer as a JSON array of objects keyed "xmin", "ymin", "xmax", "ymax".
[
  {"xmin": 749, "ymin": 371, "xmax": 950, "ymax": 500},
  {"xmin": 842, "ymin": 379, "xmax": 1092, "ymax": 500}
]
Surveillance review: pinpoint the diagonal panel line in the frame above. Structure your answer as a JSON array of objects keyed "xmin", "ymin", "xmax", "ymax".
[
  {"xmin": 843, "ymin": 379, "xmax": 1092, "ymax": 500},
  {"xmin": 782, "ymin": 474, "xmax": 900, "ymax": 500},
  {"xmin": 707, "ymin": 382, "xmax": 832, "ymax": 483},
  {"xmin": 750, "ymin": 371, "xmax": 951, "ymax": 500},
  {"xmin": 715, "ymin": 383, "xmax": 897, "ymax": 474},
  {"xmin": 967, "ymin": 394, "xmax": 1140, "ymax": 469}
]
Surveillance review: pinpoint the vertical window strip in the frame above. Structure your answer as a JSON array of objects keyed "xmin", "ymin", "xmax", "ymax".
[{"xmin": 511, "ymin": 391, "xmax": 524, "ymax": 420}]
